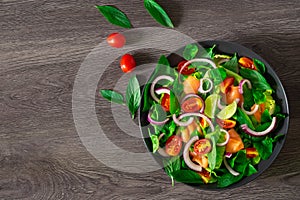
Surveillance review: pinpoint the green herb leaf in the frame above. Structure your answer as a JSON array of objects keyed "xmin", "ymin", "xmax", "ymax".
[
  {"xmin": 245, "ymin": 163, "xmax": 257, "ymax": 176},
  {"xmin": 126, "ymin": 75, "xmax": 141, "ymax": 118},
  {"xmin": 261, "ymin": 109, "xmax": 272, "ymax": 123},
  {"xmin": 236, "ymin": 107, "xmax": 255, "ymax": 130},
  {"xmin": 171, "ymin": 170, "xmax": 203, "ymax": 184},
  {"xmin": 209, "ymin": 68, "xmax": 227, "ymax": 85},
  {"xmin": 252, "ymin": 89, "xmax": 266, "ymax": 104},
  {"xmin": 215, "ymin": 146, "xmax": 226, "ymax": 169},
  {"xmin": 100, "ymin": 89, "xmax": 125, "ymax": 105},
  {"xmin": 95, "ymin": 5, "xmax": 132, "ymax": 28},
  {"xmin": 240, "ymin": 68, "xmax": 272, "ymax": 91},
  {"xmin": 242, "ymin": 86, "xmax": 254, "ymax": 110},
  {"xmin": 149, "ymin": 132, "xmax": 159, "ymax": 153},
  {"xmin": 206, "ymin": 128, "xmax": 222, "ymax": 170},
  {"xmin": 205, "ymin": 45, "xmax": 216, "ymax": 58},
  {"xmin": 183, "ymin": 44, "xmax": 199, "ymax": 60},
  {"xmin": 144, "ymin": 0, "xmax": 174, "ymax": 28},
  {"xmin": 223, "ymin": 53, "xmax": 239, "ymax": 73},
  {"xmin": 150, "ymin": 104, "xmax": 167, "ymax": 122},
  {"xmin": 169, "ymin": 90, "xmax": 180, "ymax": 115},
  {"xmin": 163, "ymin": 156, "xmax": 181, "ymax": 186},
  {"xmin": 272, "ymin": 134, "xmax": 285, "ymax": 143},
  {"xmin": 253, "ymin": 137, "xmax": 273, "ymax": 160},
  {"xmin": 221, "ymin": 67, "xmax": 243, "ymax": 82},
  {"xmin": 253, "ymin": 58, "xmax": 266, "ymax": 74}
]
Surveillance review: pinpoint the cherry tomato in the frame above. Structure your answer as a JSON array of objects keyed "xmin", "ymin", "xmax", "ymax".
[
  {"xmin": 106, "ymin": 33, "xmax": 126, "ymax": 48},
  {"xmin": 238, "ymin": 57, "xmax": 256, "ymax": 70},
  {"xmin": 220, "ymin": 77, "xmax": 234, "ymax": 93},
  {"xmin": 161, "ymin": 94, "xmax": 170, "ymax": 111},
  {"xmin": 246, "ymin": 147, "xmax": 259, "ymax": 158},
  {"xmin": 216, "ymin": 118, "xmax": 236, "ymax": 129},
  {"xmin": 193, "ymin": 139, "xmax": 212, "ymax": 155},
  {"xmin": 177, "ymin": 61, "xmax": 195, "ymax": 75},
  {"xmin": 165, "ymin": 135, "xmax": 182, "ymax": 156},
  {"xmin": 120, "ymin": 54, "xmax": 136, "ymax": 73},
  {"xmin": 181, "ymin": 97, "xmax": 203, "ymax": 113},
  {"xmin": 224, "ymin": 86, "xmax": 244, "ymax": 106}
]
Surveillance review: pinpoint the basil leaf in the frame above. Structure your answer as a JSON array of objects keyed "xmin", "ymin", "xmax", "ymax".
[
  {"xmin": 204, "ymin": 45, "xmax": 216, "ymax": 58},
  {"xmin": 245, "ymin": 163, "xmax": 257, "ymax": 176},
  {"xmin": 236, "ymin": 107, "xmax": 255, "ymax": 130},
  {"xmin": 144, "ymin": 0, "xmax": 174, "ymax": 28},
  {"xmin": 171, "ymin": 170, "xmax": 203, "ymax": 184},
  {"xmin": 150, "ymin": 134, "xmax": 159, "ymax": 153},
  {"xmin": 126, "ymin": 75, "xmax": 141, "ymax": 118},
  {"xmin": 100, "ymin": 89, "xmax": 125, "ymax": 105},
  {"xmin": 252, "ymin": 89, "xmax": 266, "ymax": 104},
  {"xmin": 253, "ymin": 137, "xmax": 273, "ymax": 160},
  {"xmin": 209, "ymin": 68, "xmax": 227, "ymax": 85},
  {"xmin": 170, "ymin": 90, "xmax": 180, "ymax": 115},
  {"xmin": 261, "ymin": 109, "xmax": 272, "ymax": 123},
  {"xmin": 206, "ymin": 128, "xmax": 222, "ymax": 170},
  {"xmin": 253, "ymin": 58, "xmax": 266, "ymax": 74},
  {"xmin": 163, "ymin": 156, "xmax": 181, "ymax": 186},
  {"xmin": 255, "ymin": 122, "xmax": 271, "ymax": 132},
  {"xmin": 221, "ymin": 67, "xmax": 243, "ymax": 82},
  {"xmin": 223, "ymin": 53, "xmax": 239, "ymax": 73},
  {"xmin": 95, "ymin": 5, "xmax": 132, "ymax": 28},
  {"xmin": 240, "ymin": 68, "xmax": 272, "ymax": 91},
  {"xmin": 242, "ymin": 86, "xmax": 254, "ymax": 110},
  {"xmin": 183, "ymin": 44, "xmax": 199, "ymax": 60},
  {"xmin": 150, "ymin": 104, "xmax": 166, "ymax": 122},
  {"xmin": 215, "ymin": 146, "xmax": 226, "ymax": 169}
]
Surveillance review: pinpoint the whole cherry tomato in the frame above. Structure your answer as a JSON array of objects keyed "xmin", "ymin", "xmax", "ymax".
[
  {"xmin": 165, "ymin": 135, "xmax": 182, "ymax": 156},
  {"xmin": 177, "ymin": 61, "xmax": 195, "ymax": 75},
  {"xmin": 106, "ymin": 33, "xmax": 126, "ymax": 48},
  {"xmin": 120, "ymin": 54, "xmax": 136, "ymax": 73}
]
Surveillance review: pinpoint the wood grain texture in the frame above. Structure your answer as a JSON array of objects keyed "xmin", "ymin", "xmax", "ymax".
[{"xmin": 1, "ymin": 0, "xmax": 300, "ymax": 199}]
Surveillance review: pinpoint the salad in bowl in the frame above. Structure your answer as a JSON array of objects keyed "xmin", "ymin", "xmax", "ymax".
[{"xmin": 140, "ymin": 41, "xmax": 288, "ymax": 188}]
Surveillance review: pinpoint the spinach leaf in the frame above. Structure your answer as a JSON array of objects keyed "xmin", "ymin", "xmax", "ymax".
[
  {"xmin": 221, "ymin": 67, "xmax": 243, "ymax": 82},
  {"xmin": 236, "ymin": 107, "xmax": 255, "ymax": 129},
  {"xmin": 253, "ymin": 137, "xmax": 273, "ymax": 160},
  {"xmin": 169, "ymin": 90, "xmax": 180, "ymax": 115},
  {"xmin": 126, "ymin": 75, "xmax": 141, "ymax": 118},
  {"xmin": 261, "ymin": 109, "xmax": 272, "ymax": 123},
  {"xmin": 95, "ymin": 5, "xmax": 132, "ymax": 28},
  {"xmin": 209, "ymin": 68, "xmax": 227, "ymax": 85},
  {"xmin": 163, "ymin": 156, "xmax": 181, "ymax": 186},
  {"xmin": 240, "ymin": 68, "xmax": 272, "ymax": 91},
  {"xmin": 171, "ymin": 170, "xmax": 203, "ymax": 184},
  {"xmin": 144, "ymin": 0, "xmax": 174, "ymax": 28},
  {"xmin": 206, "ymin": 128, "xmax": 222, "ymax": 170},
  {"xmin": 205, "ymin": 45, "xmax": 216, "ymax": 58},
  {"xmin": 222, "ymin": 53, "xmax": 239, "ymax": 73},
  {"xmin": 255, "ymin": 122, "xmax": 271, "ymax": 132},
  {"xmin": 242, "ymin": 86, "xmax": 254, "ymax": 110},
  {"xmin": 253, "ymin": 58, "xmax": 266, "ymax": 74},
  {"xmin": 215, "ymin": 146, "xmax": 226, "ymax": 169},
  {"xmin": 148, "ymin": 129, "xmax": 159, "ymax": 153},
  {"xmin": 245, "ymin": 163, "xmax": 258, "ymax": 176},
  {"xmin": 100, "ymin": 89, "xmax": 125, "ymax": 105},
  {"xmin": 150, "ymin": 104, "xmax": 166, "ymax": 122},
  {"xmin": 252, "ymin": 89, "xmax": 266, "ymax": 104},
  {"xmin": 217, "ymin": 171, "xmax": 244, "ymax": 188},
  {"xmin": 272, "ymin": 134, "xmax": 285, "ymax": 143},
  {"xmin": 183, "ymin": 44, "xmax": 199, "ymax": 60}
]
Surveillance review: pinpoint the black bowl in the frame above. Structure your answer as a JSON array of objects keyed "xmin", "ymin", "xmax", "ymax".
[{"xmin": 138, "ymin": 40, "xmax": 289, "ymax": 189}]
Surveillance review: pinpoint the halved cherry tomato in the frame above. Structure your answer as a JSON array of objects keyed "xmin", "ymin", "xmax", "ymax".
[
  {"xmin": 239, "ymin": 57, "xmax": 256, "ymax": 70},
  {"xmin": 177, "ymin": 60, "xmax": 195, "ymax": 75},
  {"xmin": 224, "ymin": 86, "xmax": 244, "ymax": 106},
  {"xmin": 194, "ymin": 139, "xmax": 212, "ymax": 155},
  {"xmin": 120, "ymin": 54, "xmax": 136, "ymax": 73},
  {"xmin": 216, "ymin": 118, "xmax": 236, "ymax": 129},
  {"xmin": 107, "ymin": 33, "xmax": 126, "ymax": 48},
  {"xmin": 220, "ymin": 77, "xmax": 234, "ymax": 93},
  {"xmin": 161, "ymin": 94, "xmax": 170, "ymax": 111},
  {"xmin": 165, "ymin": 135, "xmax": 182, "ymax": 156},
  {"xmin": 226, "ymin": 129, "xmax": 244, "ymax": 153},
  {"xmin": 246, "ymin": 147, "xmax": 259, "ymax": 158},
  {"xmin": 181, "ymin": 97, "xmax": 203, "ymax": 113},
  {"xmin": 197, "ymin": 168, "xmax": 211, "ymax": 184},
  {"xmin": 183, "ymin": 76, "xmax": 200, "ymax": 94}
]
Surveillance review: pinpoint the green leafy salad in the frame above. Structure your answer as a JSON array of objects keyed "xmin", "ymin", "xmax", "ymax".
[{"xmin": 144, "ymin": 44, "xmax": 286, "ymax": 188}]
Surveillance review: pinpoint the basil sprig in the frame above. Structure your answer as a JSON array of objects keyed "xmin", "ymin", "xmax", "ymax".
[
  {"xmin": 144, "ymin": 0, "xmax": 174, "ymax": 28},
  {"xmin": 96, "ymin": 5, "xmax": 132, "ymax": 28},
  {"xmin": 100, "ymin": 90, "xmax": 125, "ymax": 105}
]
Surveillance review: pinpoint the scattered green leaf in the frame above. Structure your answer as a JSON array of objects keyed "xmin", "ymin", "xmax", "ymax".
[{"xmin": 100, "ymin": 89, "xmax": 125, "ymax": 105}]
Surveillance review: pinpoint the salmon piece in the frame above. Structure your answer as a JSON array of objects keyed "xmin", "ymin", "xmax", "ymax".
[{"xmin": 226, "ymin": 129, "xmax": 244, "ymax": 153}]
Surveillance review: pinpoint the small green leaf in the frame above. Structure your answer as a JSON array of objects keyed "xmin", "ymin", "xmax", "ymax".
[
  {"xmin": 171, "ymin": 170, "xmax": 203, "ymax": 184},
  {"xmin": 236, "ymin": 107, "xmax": 255, "ymax": 130},
  {"xmin": 272, "ymin": 134, "xmax": 285, "ymax": 143},
  {"xmin": 209, "ymin": 68, "xmax": 227, "ymax": 85},
  {"xmin": 261, "ymin": 109, "xmax": 272, "ymax": 123},
  {"xmin": 126, "ymin": 75, "xmax": 141, "ymax": 118},
  {"xmin": 169, "ymin": 91, "xmax": 180, "ymax": 115},
  {"xmin": 183, "ymin": 44, "xmax": 199, "ymax": 60},
  {"xmin": 223, "ymin": 53, "xmax": 239, "ymax": 73},
  {"xmin": 253, "ymin": 58, "xmax": 266, "ymax": 74},
  {"xmin": 205, "ymin": 45, "xmax": 216, "ymax": 58},
  {"xmin": 144, "ymin": 0, "xmax": 174, "ymax": 28},
  {"xmin": 254, "ymin": 137, "xmax": 273, "ymax": 160},
  {"xmin": 252, "ymin": 89, "xmax": 266, "ymax": 104},
  {"xmin": 245, "ymin": 164, "xmax": 257, "ymax": 176},
  {"xmin": 240, "ymin": 68, "xmax": 272, "ymax": 91},
  {"xmin": 96, "ymin": 5, "xmax": 132, "ymax": 28},
  {"xmin": 100, "ymin": 89, "xmax": 125, "ymax": 105},
  {"xmin": 149, "ymin": 131, "xmax": 159, "ymax": 153}
]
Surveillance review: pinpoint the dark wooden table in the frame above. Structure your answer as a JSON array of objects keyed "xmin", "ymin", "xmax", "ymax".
[{"xmin": 1, "ymin": 0, "xmax": 300, "ymax": 199}]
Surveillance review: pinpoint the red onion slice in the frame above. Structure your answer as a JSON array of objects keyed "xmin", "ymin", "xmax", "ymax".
[
  {"xmin": 155, "ymin": 87, "xmax": 170, "ymax": 96},
  {"xmin": 241, "ymin": 117, "xmax": 277, "ymax": 137},
  {"xmin": 198, "ymin": 78, "xmax": 213, "ymax": 94},
  {"xmin": 158, "ymin": 133, "xmax": 165, "ymax": 141},
  {"xmin": 150, "ymin": 75, "xmax": 174, "ymax": 102},
  {"xmin": 224, "ymin": 156, "xmax": 240, "ymax": 176},
  {"xmin": 172, "ymin": 114, "xmax": 194, "ymax": 127},
  {"xmin": 180, "ymin": 94, "xmax": 205, "ymax": 113},
  {"xmin": 177, "ymin": 113, "xmax": 214, "ymax": 132},
  {"xmin": 217, "ymin": 129, "xmax": 230, "ymax": 146},
  {"xmin": 241, "ymin": 103, "xmax": 259, "ymax": 115},
  {"xmin": 239, "ymin": 79, "xmax": 252, "ymax": 94},
  {"xmin": 147, "ymin": 112, "xmax": 169, "ymax": 126},
  {"xmin": 183, "ymin": 136, "xmax": 202, "ymax": 172},
  {"xmin": 225, "ymin": 152, "xmax": 232, "ymax": 158}
]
